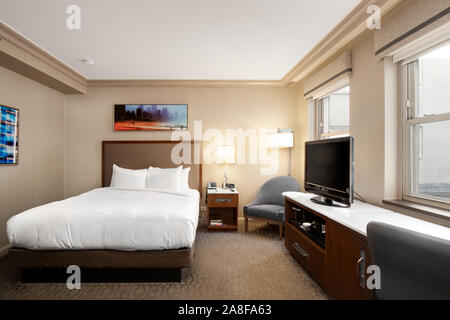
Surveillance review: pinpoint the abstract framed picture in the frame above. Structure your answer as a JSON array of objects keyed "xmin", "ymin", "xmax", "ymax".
[
  {"xmin": 114, "ymin": 104, "xmax": 188, "ymax": 131},
  {"xmin": 0, "ymin": 105, "xmax": 19, "ymax": 164}
]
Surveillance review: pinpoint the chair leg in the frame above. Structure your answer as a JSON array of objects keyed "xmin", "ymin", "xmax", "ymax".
[
  {"xmin": 245, "ymin": 217, "xmax": 248, "ymax": 232},
  {"xmin": 279, "ymin": 224, "xmax": 283, "ymax": 240}
]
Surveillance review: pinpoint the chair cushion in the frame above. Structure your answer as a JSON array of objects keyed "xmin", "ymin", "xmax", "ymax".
[{"xmin": 244, "ymin": 204, "xmax": 285, "ymax": 223}]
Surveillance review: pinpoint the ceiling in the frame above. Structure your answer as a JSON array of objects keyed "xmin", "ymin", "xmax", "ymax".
[{"xmin": 0, "ymin": 0, "xmax": 361, "ymax": 80}]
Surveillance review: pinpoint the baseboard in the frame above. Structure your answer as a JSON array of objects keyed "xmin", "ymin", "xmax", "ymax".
[{"xmin": 0, "ymin": 244, "xmax": 12, "ymax": 258}]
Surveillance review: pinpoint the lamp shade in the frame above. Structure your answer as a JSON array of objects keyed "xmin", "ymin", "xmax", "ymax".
[
  {"xmin": 216, "ymin": 145, "xmax": 235, "ymax": 164},
  {"xmin": 269, "ymin": 132, "xmax": 293, "ymax": 148}
]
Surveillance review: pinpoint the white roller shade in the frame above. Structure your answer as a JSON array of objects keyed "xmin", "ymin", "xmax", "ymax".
[
  {"xmin": 392, "ymin": 22, "xmax": 450, "ymax": 64},
  {"xmin": 374, "ymin": 0, "xmax": 450, "ymax": 59},
  {"xmin": 310, "ymin": 73, "xmax": 350, "ymax": 100},
  {"xmin": 303, "ymin": 51, "xmax": 352, "ymax": 99}
]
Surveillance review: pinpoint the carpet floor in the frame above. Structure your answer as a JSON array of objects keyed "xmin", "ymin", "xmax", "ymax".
[{"xmin": 0, "ymin": 220, "xmax": 328, "ymax": 300}]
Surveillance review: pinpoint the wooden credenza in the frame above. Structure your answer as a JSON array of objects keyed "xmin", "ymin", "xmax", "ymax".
[
  {"xmin": 284, "ymin": 192, "xmax": 450, "ymax": 300},
  {"xmin": 284, "ymin": 196, "xmax": 374, "ymax": 300}
]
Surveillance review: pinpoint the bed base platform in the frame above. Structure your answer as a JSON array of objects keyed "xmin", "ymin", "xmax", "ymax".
[{"xmin": 8, "ymin": 246, "xmax": 194, "ymax": 283}]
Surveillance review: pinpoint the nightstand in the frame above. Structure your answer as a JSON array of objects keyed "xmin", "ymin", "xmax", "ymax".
[{"xmin": 207, "ymin": 188, "xmax": 239, "ymax": 231}]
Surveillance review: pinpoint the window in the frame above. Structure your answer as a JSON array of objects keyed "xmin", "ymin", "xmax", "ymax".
[
  {"xmin": 316, "ymin": 86, "xmax": 350, "ymax": 139},
  {"xmin": 402, "ymin": 42, "xmax": 450, "ymax": 207}
]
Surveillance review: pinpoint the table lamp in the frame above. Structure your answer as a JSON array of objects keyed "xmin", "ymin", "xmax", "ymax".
[{"xmin": 217, "ymin": 145, "xmax": 235, "ymax": 188}]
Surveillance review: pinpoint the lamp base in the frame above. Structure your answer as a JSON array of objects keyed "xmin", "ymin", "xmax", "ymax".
[
  {"xmin": 222, "ymin": 174, "xmax": 228, "ymax": 189},
  {"xmin": 222, "ymin": 165, "xmax": 228, "ymax": 189}
]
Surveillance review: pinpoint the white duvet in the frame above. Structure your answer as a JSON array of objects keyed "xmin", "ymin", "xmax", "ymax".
[{"xmin": 7, "ymin": 187, "xmax": 200, "ymax": 251}]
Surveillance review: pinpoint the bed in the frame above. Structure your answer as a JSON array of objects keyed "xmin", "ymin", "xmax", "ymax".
[{"xmin": 6, "ymin": 140, "xmax": 202, "ymax": 282}]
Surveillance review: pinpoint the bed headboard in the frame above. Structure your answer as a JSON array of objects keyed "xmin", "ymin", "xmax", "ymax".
[{"xmin": 102, "ymin": 140, "xmax": 202, "ymax": 193}]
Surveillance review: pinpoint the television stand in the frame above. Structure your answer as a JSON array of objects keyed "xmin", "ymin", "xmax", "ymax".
[
  {"xmin": 284, "ymin": 193, "xmax": 374, "ymax": 299},
  {"xmin": 310, "ymin": 196, "xmax": 349, "ymax": 208},
  {"xmin": 284, "ymin": 191, "xmax": 449, "ymax": 299}
]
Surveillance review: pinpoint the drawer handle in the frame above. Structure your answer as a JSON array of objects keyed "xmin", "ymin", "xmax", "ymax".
[
  {"xmin": 292, "ymin": 207, "xmax": 302, "ymax": 212},
  {"xmin": 293, "ymin": 242, "xmax": 309, "ymax": 259},
  {"xmin": 356, "ymin": 257, "xmax": 364, "ymax": 276},
  {"xmin": 356, "ymin": 249, "xmax": 366, "ymax": 288},
  {"xmin": 215, "ymin": 198, "xmax": 231, "ymax": 203}
]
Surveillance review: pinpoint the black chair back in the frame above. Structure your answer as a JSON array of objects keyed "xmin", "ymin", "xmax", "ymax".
[{"xmin": 367, "ymin": 222, "xmax": 450, "ymax": 300}]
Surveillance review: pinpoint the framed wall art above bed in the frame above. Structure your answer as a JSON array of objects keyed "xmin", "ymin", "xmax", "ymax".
[{"xmin": 114, "ymin": 104, "xmax": 188, "ymax": 131}]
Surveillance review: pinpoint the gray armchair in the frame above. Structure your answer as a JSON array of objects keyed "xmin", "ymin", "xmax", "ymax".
[{"xmin": 244, "ymin": 176, "xmax": 300, "ymax": 240}]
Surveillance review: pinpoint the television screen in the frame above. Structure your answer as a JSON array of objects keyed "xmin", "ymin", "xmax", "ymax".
[{"xmin": 305, "ymin": 137, "xmax": 353, "ymax": 206}]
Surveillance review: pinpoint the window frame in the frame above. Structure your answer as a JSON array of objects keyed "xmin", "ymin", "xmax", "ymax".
[
  {"xmin": 315, "ymin": 85, "xmax": 350, "ymax": 140},
  {"xmin": 401, "ymin": 51, "xmax": 450, "ymax": 210}
]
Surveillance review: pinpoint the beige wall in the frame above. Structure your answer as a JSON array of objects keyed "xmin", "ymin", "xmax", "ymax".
[
  {"xmin": 294, "ymin": 82, "xmax": 309, "ymax": 190},
  {"xmin": 294, "ymin": 33, "xmax": 392, "ymax": 206},
  {"xmin": 0, "ymin": 66, "xmax": 65, "ymax": 246},
  {"xmin": 349, "ymin": 34, "xmax": 386, "ymax": 205},
  {"xmin": 64, "ymin": 85, "xmax": 299, "ymax": 215}
]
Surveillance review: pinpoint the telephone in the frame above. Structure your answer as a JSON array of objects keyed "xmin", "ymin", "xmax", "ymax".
[{"xmin": 207, "ymin": 182, "xmax": 217, "ymax": 189}]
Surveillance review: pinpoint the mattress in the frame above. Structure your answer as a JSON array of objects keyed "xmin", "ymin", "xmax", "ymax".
[{"xmin": 7, "ymin": 187, "xmax": 200, "ymax": 251}]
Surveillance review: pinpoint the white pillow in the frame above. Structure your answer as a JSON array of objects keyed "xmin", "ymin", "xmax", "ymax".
[
  {"xmin": 110, "ymin": 164, "xmax": 147, "ymax": 189},
  {"xmin": 146, "ymin": 166, "xmax": 182, "ymax": 192},
  {"xmin": 180, "ymin": 167, "xmax": 191, "ymax": 191}
]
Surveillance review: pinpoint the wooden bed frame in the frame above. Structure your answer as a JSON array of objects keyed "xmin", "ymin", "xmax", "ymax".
[{"xmin": 8, "ymin": 140, "xmax": 202, "ymax": 282}]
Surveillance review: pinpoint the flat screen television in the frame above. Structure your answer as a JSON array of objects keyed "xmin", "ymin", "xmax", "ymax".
[{"xmin": 305, "ymin": 136, "xmax": 354, "ymax": 207}]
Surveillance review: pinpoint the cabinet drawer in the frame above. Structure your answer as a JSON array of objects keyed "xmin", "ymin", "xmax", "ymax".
[
  {"xmin": 207, "ymin": 194, "xmax": 238, "ymax": 207},
  {"xmin": 285, "ymin": 223, "xmax": 326, "ymax": 288}
]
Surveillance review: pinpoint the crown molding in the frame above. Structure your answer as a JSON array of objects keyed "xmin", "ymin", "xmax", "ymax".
[
  {"xmin": 88, "ymin": 79, "xmax": 284, "ymax": 88},
  {"xmin": 0, "ymin": 20, "xmax": 87, "ymax": 94},
  {"xmin": 281, "ymin": 0, "xmax": 403, "ymax": 85}
]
